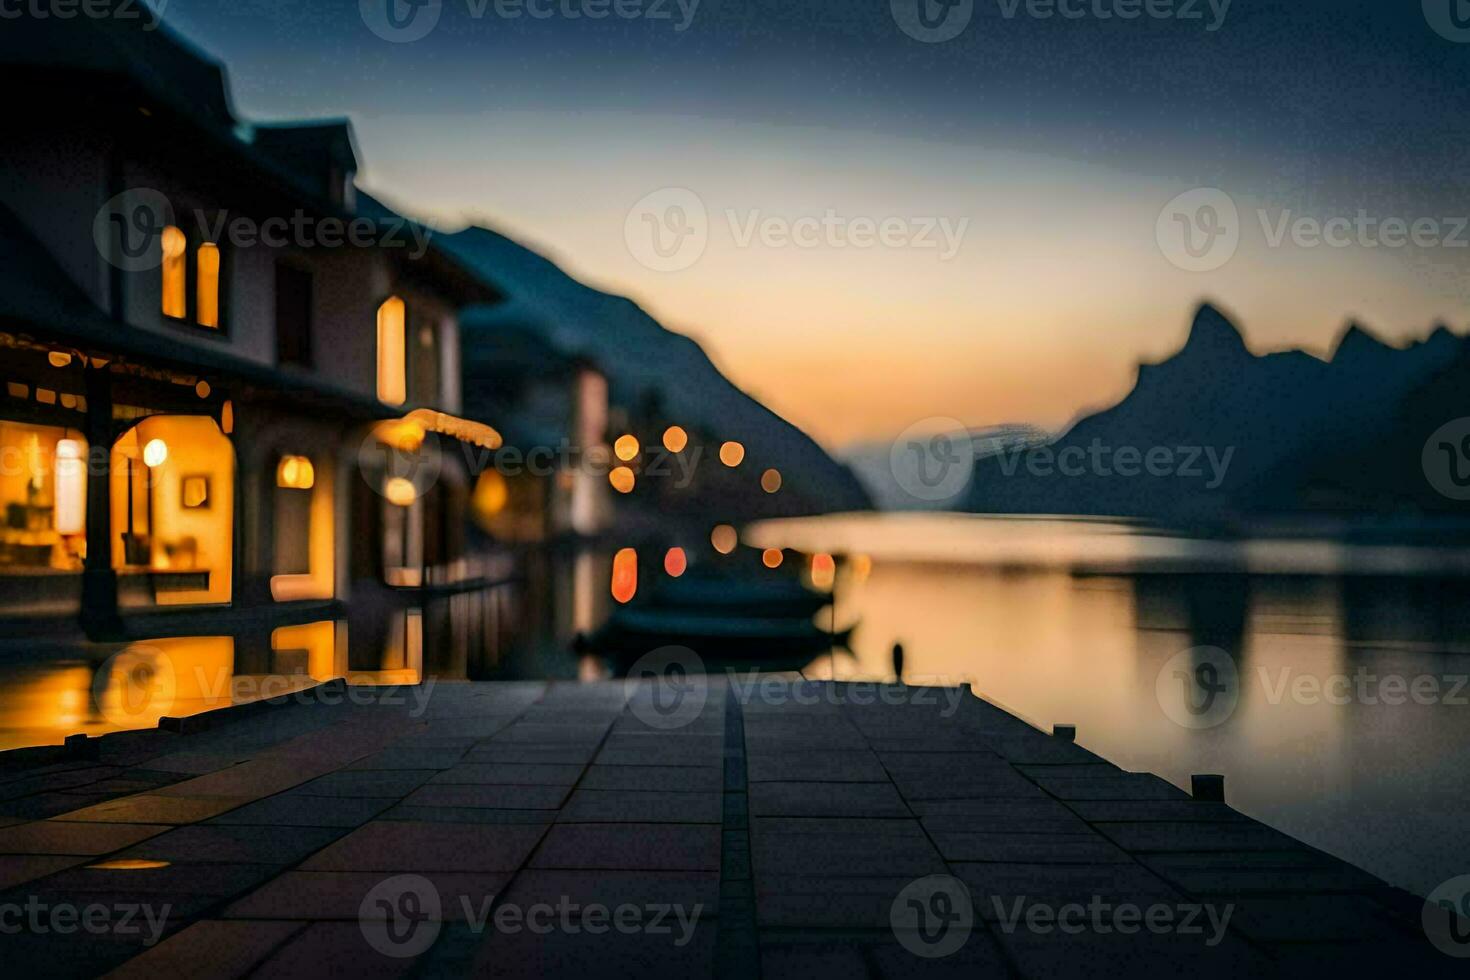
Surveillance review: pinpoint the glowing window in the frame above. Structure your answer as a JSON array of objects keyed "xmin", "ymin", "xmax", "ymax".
[
  {"xmin": 611, "ymin": 547, "xmax": 637, "ymax": 604},
  {"xmin": 0, "ymin": 424, "xmax": 89, "ymax": 572},
  {"xmin": 376, "ymin": 296, "xmax": 407, "ymax": 406},
  {"xmin": 275, "ymin": 455, "xmax": 315, "ymax": 490},
  {"xmin": 196, "ymin": 243, "xmax": 220, "ymax": 328},
  {"xmin": 161, "ymin": 225, "xmax": 186, "ymax": 319},
  {"xmin": 719, "ymin": 441, "xmax": 745, "ymax": 467}
]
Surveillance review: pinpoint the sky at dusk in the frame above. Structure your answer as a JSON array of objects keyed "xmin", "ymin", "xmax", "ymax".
[{"xmin": 161, "ymin": 0, "xmax": 1470, "ymax": 448}]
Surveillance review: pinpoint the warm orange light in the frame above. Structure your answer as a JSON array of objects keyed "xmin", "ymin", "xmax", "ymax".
[
  {"xmin": 614, "ymin": 434, "xmax": 640, "ymax": 461},
  {"xmin": 762, "ymin": 548, "xmax": 784, "ymax": 569},
  {"xmin": 811, "ymin": 553, "xmax": 836, "ymax": 591},
  {"xmin": 221, "ymin": 400, "xmax": 234, "ymax": 434},
  {"xmin": 609, "ymin": 466, "xmax": 636, "ymax": 494},
  {"xmin": 87, "ymin": 859, "xmax": 171, "ymax": 871},
  {"xmin": 611, "ymin": 547, "xmax": 638, "ymax": 603},
  {"xmin": 196, "ymin": 242, "xmax": 220, "ymax": 328},
  {"xmin": 161, "ymin": 226, "xmax": 186, "ymax": 319},
  {"xmin": 142, "ymin": 438, "xmax": 167, "ymax": 468},
  {"xmin": 719, "ymin": 441, "xmax": 745, "ymax": 467},
  {"xmin": 471, "ymin": 469, "xmax": 508, "ymax": 519},
  {"xmin": 664, "ymin": 547, "xmax": 687, "ymax": 577},
  {"xmin": 662, "ymin": 426, "xmax": 688, "ymax": 453},
  {"xmin": 761, "ymin": 468, "xmax": 782, "ymax": 493},
  {"xmin": 54, "ymin": 438, "xmax": 86, "ymax": 535},
  {"xmin": 276, "ymin": 455, "xmax": 315, "ymax": 490},
  {"xmin": 384, "ymin": 477, "xmax": 416, "ymax": 507},
  {"xmin": 47, "ymin": 351, "xmax": 72, "ymax": 368},
  {"xmin": 852, "ymin": 554, "xmax": 873, "ymax": 582},
  {"xmin": 376, "ymin": 296, "xmax": 406, "ymax": 406},
  {"xmin": 711, "ymin": 524, "xmax": 737, "ymax": 555},
  {"xmin": 194, "ymin": 380, "xmax": 210, "ymax": 399}
]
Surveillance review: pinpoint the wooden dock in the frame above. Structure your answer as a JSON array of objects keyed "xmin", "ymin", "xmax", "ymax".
[{"xmin": 0, "ymin": 676, "xmax": 1454, "ymax": 978}]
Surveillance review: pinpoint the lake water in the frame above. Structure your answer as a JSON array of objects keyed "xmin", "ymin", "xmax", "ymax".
[{"xmin": 747, "ymin": 513, "xmax": 1470, "ymax": 900}]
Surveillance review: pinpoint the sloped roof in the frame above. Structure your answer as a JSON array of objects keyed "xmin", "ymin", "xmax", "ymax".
[
  {"xmin": 0, "ymin": 202, "xmax": 387, "ymax": 417},
  {"xmin": 0, "ymin": 2, "xmax": 234, "ymax": 128}
]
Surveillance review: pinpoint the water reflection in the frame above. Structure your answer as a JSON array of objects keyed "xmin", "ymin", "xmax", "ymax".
[
  {"xmin": 751, "ymin": 513, "xmax": 1470, "ymax": 900},
  {"xmin": 0, "ymin": 620, "xmax": 418, "ymax": 753}
]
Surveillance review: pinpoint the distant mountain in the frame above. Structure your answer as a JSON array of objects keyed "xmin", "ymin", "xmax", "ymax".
[
  {"xmin": 844, "ymin": 425, "xmax": 1051, "ymax": 511},
  {"xmin": 431, "ymin": 221, "xmax": 871, "ymax": 516},
  {"xmin": 965, "ymin": 304, "xmax": 1470, "ymax": 525}
]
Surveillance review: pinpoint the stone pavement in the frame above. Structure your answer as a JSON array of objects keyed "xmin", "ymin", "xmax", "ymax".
[{"xmin": 0, "ymin": 677, "xmax": 1455, "ymax": 978}]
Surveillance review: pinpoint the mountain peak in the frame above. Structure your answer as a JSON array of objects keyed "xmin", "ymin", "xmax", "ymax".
[
  {"xmin": 1178, "ymin": 303, "xmax": 1250, "ymax": 361},
  {"xmin": 1331, "ymin": 322, "xmax": 1393, "ymax": 363}
]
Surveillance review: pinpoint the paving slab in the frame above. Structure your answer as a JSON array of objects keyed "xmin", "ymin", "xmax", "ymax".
[
  {"xmin": 224, "ymin": 870, "xmax": 508, "ymax": 921},
  {"xmin": 302, "ymin": 821, "xmax": 546, "ymax": 872},
  {"xmin": 532, "ymin": 823, "xmax": 722, "ymax": 871},
  {"xmin": 557, "ymin": 790, "xmax": 722, "ymax": 824}
]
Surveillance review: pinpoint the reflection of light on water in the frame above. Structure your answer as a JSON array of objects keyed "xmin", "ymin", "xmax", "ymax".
[{"xmin": 87, "ymin": 859, "xmax": 171, "ymax": 870}]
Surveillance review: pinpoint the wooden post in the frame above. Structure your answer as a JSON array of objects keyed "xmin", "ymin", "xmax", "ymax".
[
  {"xmin": 1191, "ymin": 773, "xmax": 1226, "ymax": 802},
  {"xmin": 80, "ymin": 364, "xmax": 122, "ymax": 640}
]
